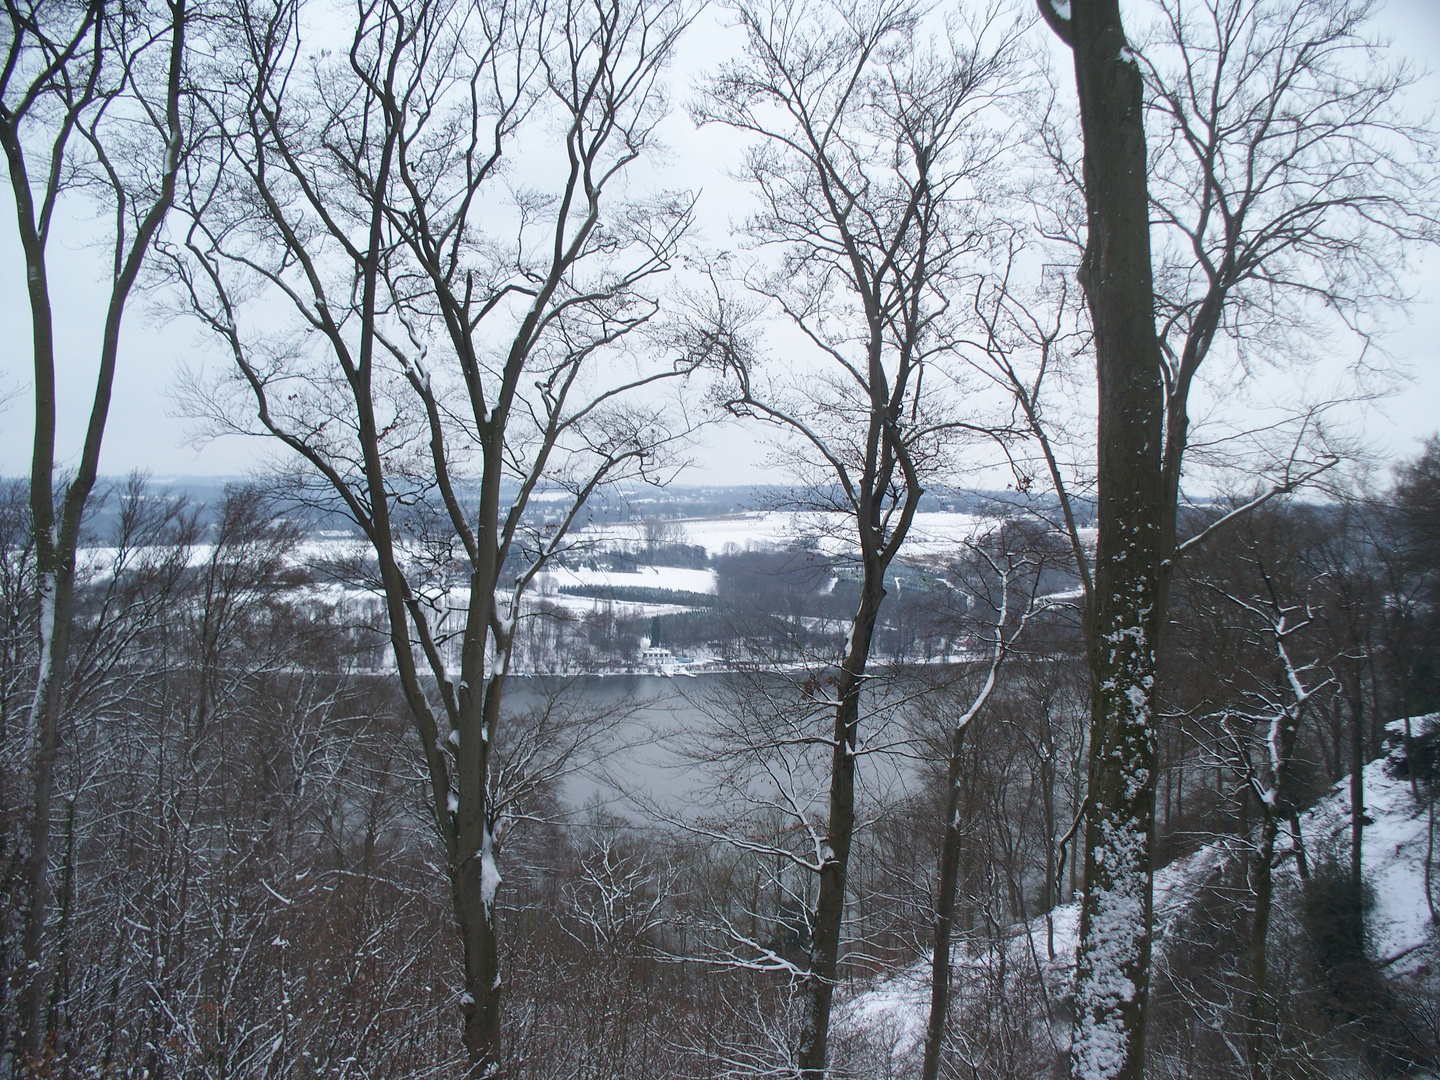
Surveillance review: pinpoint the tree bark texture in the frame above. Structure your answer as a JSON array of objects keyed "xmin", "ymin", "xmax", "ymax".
[{"xmin": 1039, "ymin": 2, "xmax": 1166, "ymax": 1079}]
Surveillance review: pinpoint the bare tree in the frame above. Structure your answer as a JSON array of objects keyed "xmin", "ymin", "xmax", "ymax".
[
  {"xmin": 50, "ymin": 486, "xmax": 453, "ymax": 1079},
  {"xmin": 1139, "ymin": 0, "xmax": 1439, "ymax": 946},
  {"xmin": 997, "ymin": 0, "xmax": 1438, "ymax": 637},
  {"xmin": 1165, "ymin": 503, "xmax": 1338, "ymax": 1080},
  {"xmin": 0, "ymin": 481, "xmax": 36, "ymax": 745},
  {"xmin": 1304, "ymin": 496, "xmax": 1384, "ymax": 926},
  {"xmin": 693, "ymin": 1, "xmax": 1026, "ymax": 1072},
  {"xmin": 170, "ymin": 0, "xmax": 699, "ymax": 1070},
  {"xmin": 1138, "ymin": 0, "xmax": 1438, "ymax": 626},
  {"xmin": 639, "ymin": 515, "xmax": 686, "ymax": 559},
  {"xmin": 1209, "ymin": 584, "xmax": 1328, "ymax": 1080},
  {"xmin": 920, "ymin": 530, "xmax": 1051, "ymax": 1080},
  {"xmin": 1025, "ymin": 0, "xmax": 1436, "ymax": 1073},
  {"xmin": 0, "ymin": 0, "xmax": 188, "ymax": 1062}
]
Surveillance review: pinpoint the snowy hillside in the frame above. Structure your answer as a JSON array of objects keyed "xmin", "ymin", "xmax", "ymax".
[
  {"xmin": 838, "ymin": 717, "xmax": 1440, "ymax": 1069},
  {"xmin": 576, "ymin": 510, "xmax": 1006, "ymax": 559}
]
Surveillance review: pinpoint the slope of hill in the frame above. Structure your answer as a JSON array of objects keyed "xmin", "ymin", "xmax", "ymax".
[{"xmin": 838, "ymin": 716, "xmax": 1440, "ymax": 1073}]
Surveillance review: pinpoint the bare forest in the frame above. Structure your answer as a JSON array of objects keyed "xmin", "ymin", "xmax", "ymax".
[{"xmin": 4, "ymin": 0, "xmax": 1440, "ymax": 1077}]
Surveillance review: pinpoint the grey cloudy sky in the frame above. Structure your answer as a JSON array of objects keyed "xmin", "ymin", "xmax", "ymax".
[{"xmin": 1, "ymin": 0, "xmax": 1438, "ymax": 487}]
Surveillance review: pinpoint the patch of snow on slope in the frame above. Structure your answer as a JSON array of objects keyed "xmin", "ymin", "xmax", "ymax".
[
  {"xmin": 1293, "ymin": 714, "xmax": 1440, "ymax": 981},
  {"xmin": 838, "ymin": 720, "xmax": 1440, "ymax": 1058}
]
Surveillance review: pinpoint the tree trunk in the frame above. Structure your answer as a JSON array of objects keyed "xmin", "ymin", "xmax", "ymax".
[
  {"xmin": 920, "ymin": 727, "xmax": 969, "ymax": 1080},
  {"xmin": 795, "ymin": 580, "xmax": 883, "ymax": 1079},
  {"xmin": 453, "ymin": 646, "xmax": 506, "ymax": 1078},
  {"xmin": 453, "ymin": 851, "xmax": 503, "ymax": 1074},
  {"xmin": 20, "ymin": 562, "xmax": 74, "ymax": 1064},
  {"xmin": 1054, "ymin": 2, "xmax": 1167, "ymax": 1078},
  {"xmin": 1349, "ymin": 672, "xmax": 1365, "ymax": 931},
  {"xmin": 6, "ymin": 7, "xmax": 187, "ymax": 1058},
  {"xmin": 1245, "ymin": 816, "xmax": 1279, "ymax": 1080}
]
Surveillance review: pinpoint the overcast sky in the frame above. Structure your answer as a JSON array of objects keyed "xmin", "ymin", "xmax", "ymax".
[{"xmin": 2, "ymin": 0, "xmax": 1438, "ymax": 488}]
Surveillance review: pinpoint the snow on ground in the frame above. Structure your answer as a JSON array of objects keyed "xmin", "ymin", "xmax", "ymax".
[
  {"xmin": 1303, "ymin": 715, "xmax": 1440, "ymax": 980},
  {"xmin": 75, "ymin": 509, "xmax": 1053, "ymax": 581},
  {"xmin": 577, "ymin": 511, "xmax": 1000, "ymax": 558},
  {"xmin": 531, "ymin": 594, "xmax": 700, "ymax": 619},
  {"xmin": 75, "ymin": 536, "xmax": 374, "ymax": 573},
  {"xmin": 834, "ymin": 834, "xmax": 1229, "ymax": 1065},
  {"xmin": 538, "ymin": 564, "xmax": 717, "ymax": 595},
  {"xmin": 837, "ymin": 723, "xmax": 1440, "ymax": 1063},
  {"xmin": 579, "ymin": 512, "xmax": 815, "ymax": 556}
]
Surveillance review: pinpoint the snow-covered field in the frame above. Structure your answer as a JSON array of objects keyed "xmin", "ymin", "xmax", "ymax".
[
  {"xmin": 75, "ymin": 536, "xmax": 374, "ymax": 573},
  {"xmin": 75, "ymin": 509, "xmax": 1058, "ymax": 578},
  {"xmin": 538, "ymin": 564, "xmax": 718, "ymax": 595},
  {"xmin": 577, "ymin": 511, "xmax": 1008, "ymax": 559},
  {"xmin": 837, "ymin": 721, "xmax": 1440, "ymax": 1065}
]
